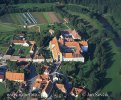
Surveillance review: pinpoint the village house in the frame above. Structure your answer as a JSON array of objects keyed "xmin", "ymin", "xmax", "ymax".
[
  {"xmin": 2, "ymin": 40, "xmax": 38, "ymax": 62},
  {"xmin": 61, "ymin": 29, "xmax": 81, "ymax": 40},
  {"xmin": 12, "ymin": 40, "xmax": 25, "ymax": 45},
  {"xmin": 33, "ymin": 74, "xmax": 49, "ymax": 90},
  {"xmin": 42, "ymin": 66, "xmax": 49, "ymax": 75},
  {"xmin": 56, "ymin": 83, "xmax": 67, "ymax": 93},
  {"xmin": 5, "ymin": 71, "xmax": 24, "ymax": 82},
  {"xmin": 50, "ymin": 38, "xmax": 88, "ymax": 62},
  {"xmin": 70, "ymin": 87, "xmax": 86, "ymax": 97},
  {"xmin": 33, "ymin": 79, "xmax": 41, "ymax": 91},
  {"xmin": 56, "ymin": 83, "xmax": 87, "ymax": 97},
  {"xmin": 12, "ymin": 40, "xmax": 36, "ymax": 54},
  {"xmin": 56, "ymin": 83, "xmax": 87, "ymax": 98}
]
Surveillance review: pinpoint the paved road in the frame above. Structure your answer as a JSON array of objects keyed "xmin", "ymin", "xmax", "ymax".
[
  {"xmin": 50, "ymin": 61, "xmax": 61, "ymax": 73},
  {"xmin": 25, "ymin": 65, "xmax": 38, "ymax": 100},
  {"xmin": 26, "ymin": 75, "xmax": 38, "ymax": 100}
]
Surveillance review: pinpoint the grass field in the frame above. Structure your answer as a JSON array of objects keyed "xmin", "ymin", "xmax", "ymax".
[
  {"xmin": 0, "ymin": 33, "xmax": 14, "ymax": 41},
  {"xmin": 13, "ymin": 45, "xmax": 30, "ymax": 57},
  {"xmin": 0, "ymin": 33, "xmax": 14, "ymax": 53},
  {"xmin": 39, "ymin": 23, "xmax": 69, "ymax": 32},
  {"xmin": 0, "ymin": 44, "xmax": 8, "ymax": 54},
  {"xmin": 0, "ymin": 12, "xmax": 63, "ymax": 25},
  {"xmin": 0, "ymin": 83, "xmax": 6, "ymax": 97},
  {"xmin": 101, "ymin": 40, "xmax": 121, "ymax": 94},
  {"xmin": 0, "ymin": 23, "xmax": 18, "ymax": 32}
]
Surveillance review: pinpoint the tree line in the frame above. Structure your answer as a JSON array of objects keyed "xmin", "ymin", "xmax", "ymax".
[{"xmin": 1, "ymin": 0, "xmax": 120, "ymax": 25}]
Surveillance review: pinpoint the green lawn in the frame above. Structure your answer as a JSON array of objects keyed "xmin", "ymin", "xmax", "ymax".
[
  {"xmin": 0, "ymin": 23, "xmax": 17, "ymax": 32},
  {"xmin": 101, "ymin": 40, "xmax": 121, "ymax": 94},
  {"xmin": 43, "ymin": 12, "xmax": 51, "ymax": 24},
  {"xmin": 0, "ymin": 83, "xmax": 6, "ymax": 96},
  {"xmin": 39, "ymin": 23, "xmax": 69, "ymax": 32},
  {"xmin": 0, "ymin": 33, "xmax": 14, "ymax": 41},
  {"xmin": 13, "ymin": 45, "xmax": 30, "ymax": 57},
  {"xmin": 0, "ymin": 44, "xmax": 8, "ymax": 54},
  {"xmin": 39, "ymin": 24, "xmax": 49, "ymax": 32},
  {"xmin": 0, "ymin": 12, "xmax": 63, "ymax": 26}
]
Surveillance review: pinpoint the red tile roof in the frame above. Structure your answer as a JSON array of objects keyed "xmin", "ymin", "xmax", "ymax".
[
  {"xmin": 6, "ymin": 71, "xmax": 24, "ymax": 81},
  {"xmin": 64, "ymin": 53, "xmax": 73, "ymax": 58},
  {"xmin": 64, "ymin": 29, "xmax": 81, "ymax": 39},
  {"xmin": 40, "ymin": 74, "xmax": 49, "ymax": 81},
  {"xmin": 50, "ymin": 37, "xmax": 61, "ymax": 60},
  {"xmin": 13, "ymin": 40, "xmax": 25, "ymax": 44},
  {"xmin": 70, "ymin": 87, "xmax": 85, "ymax": 97},
  {"xmin": 56, "ymin": 83, "xmax": 66, "ymax": 93},
  {"xmin": 65, "ymin": 41, "xmax": 81, "ymax": 52},
  {"xmin": 33, "ymin": 81, "xmax": 41, "ymax": 89},
  {"xmin": 79, "ymin": 41, "xmax": 88, "ymax": 46}
]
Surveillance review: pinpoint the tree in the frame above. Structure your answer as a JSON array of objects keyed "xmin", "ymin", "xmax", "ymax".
[{"xmin": 87, "ymin": 72, "xmax": 99, "ymax": 92}]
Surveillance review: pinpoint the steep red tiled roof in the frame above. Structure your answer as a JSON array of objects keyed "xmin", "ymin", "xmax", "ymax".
[
  {"xmin": 40, "ymin": 74, "xmax": 49, "ymax": 81},
  {"xmin": 65, "ymin": 41, "xmax": 81, "ymax": 52},
  {"xmin": 13, "ymin": 40, "xmax": 25, "ymax": 44},
  {"xmin": 64, "ymin": 29, "xmax": 81, "ymax": 39},
  {"xmin": 6, "ymin": 71, "xmax": 24, "ymax": 81},
  {"xmin": 70, "ymin": 87, "xmax": 84, "ymax": 97},
  {"xmin": 50, "ymin": 37, "xmax": 61, "ymax": 60},
  {"xmin": 56, "ymin": 83, "xmax": 66, "ymax": 93},
  {"xmin": 79, "ymin": 41, "xmax": 88, "ymax": 46},
  {"xmin": 64, "ymin": 53, "xmax": 73, "ymax": 58}
]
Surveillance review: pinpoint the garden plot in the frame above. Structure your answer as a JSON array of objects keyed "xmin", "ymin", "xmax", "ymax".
[
  {"xmin": 6, "ymin": 45, "xmax": 30, "ymax": 57},
  {"xmin": 31, "ymin": 12, "xmax": 48, "ymax": 24},
  {"xmin": 22, "ymin": 12, "xmax": 37, "ymax": 25},
  {"xmin": 48, "ymin": 12, "xmax": 63, "ymax": 23},
  {"xmin": 0, "ymin": 12, "xmax": 63, "ymax": 25},
  {"xmin": 0, "ymin": 12, "xmax": 37, "ymax": 25}
]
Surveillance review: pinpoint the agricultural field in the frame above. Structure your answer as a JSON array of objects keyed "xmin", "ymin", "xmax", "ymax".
[
  {"xmin": 0, "ymin": 44, "xmax": 8, "ymax": 54},
  {"xmin": 0, "ymin": 33, "xmax": 14, "ymax": 54},
  {"xmin": 0, "ymin": 23, "xmax": 18, "ymax": 32},
  {"xmin": 0, "ymin": 12, "xmax": 63, "ymax": 25}
]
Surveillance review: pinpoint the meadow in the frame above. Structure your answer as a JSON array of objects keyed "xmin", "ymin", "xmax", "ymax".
[{"xmin": 0, "ymin": 12, "xmax": 63, "ymax": 25}]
